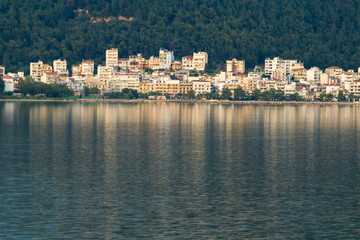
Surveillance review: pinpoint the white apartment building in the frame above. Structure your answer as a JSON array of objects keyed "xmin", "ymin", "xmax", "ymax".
[
  {"xmin": 149, "ymin": 56, "xmax": 160, "ymax": 70},
  {"xmin": 325, "ymin": 85, "xmax": 340, "ymax": 94},
  {"xmin": 307, "ymin": 67, "xmax": 322, "ymax": 84},
  {"xmin": 2, "ymin": 75, "xmax": 14, "ymax": 92},
  {"xmin": 265, "ymin": 57, "xmax": 300, "ymax": 79},
  {"xmin": 325, "ymin": 66, "xmax": 343, "ymax": 78},
  {"xmin": 226, "ymin": 59, "xmax": 245, "ymax": 73},
  {"xmin": 118, "ymin": 58, "xmax": 129, "ymax": 70},
  {"xmin": 109, "ymin": 72, "xmax": 140, "ymax": 92},
  {"xmin": 53, "ymin": 59, "xmax": 68, "ymax": 73},
  {"xmin": 41, "ymin": 72, "xmax": 59, "ymax": 84},
  {"xmin": 81, "ymin": 60, "xmax": 94, "ymax": 75},
  {"xmin": 350, "ymin": 80, "xmax": 360, "ymax": 95},
  {"xmin": 320, "ymin": 73, "xmax": 329, "ymax": 85},
  {"xmin": 30, "ymin": 60, "xmax": 44, "ymax": 81},
  {"xmin": 193, "ymin": 52, "xmax": 208, "ymax": 71},
  {"xmin": 192, "ymin": 80, "xmax": 211, "ymax": 95},
  {"xmin": 182, "ymin": 56, "xmax": 193, "ymax": 70},
  {"xmin": 67, "ymin": 78, "xmax": 86, "ymax": 94},
  {"xmin": 159, "ymin": 48, "xmax": 174, "ymax": 69},
  {"xmin": 284, "ymin": 82, "xmax": 296, "ymax": 95},
  {"xmin": 248, "ymin": 72, "xmax": 262, "ymax": 81},
  {"xmin": 272, "ymin": 68, "xmax": 286, "ymax": 82},
  {"xmin": 98, "ymin": 65, "xmax": 114, "ymax": 90},
  {"xmin": 106, "ymin": 48, "xmax": 119, "ymax": 67}
]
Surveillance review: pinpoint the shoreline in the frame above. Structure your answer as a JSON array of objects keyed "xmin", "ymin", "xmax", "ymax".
[{"xmin": 0, "ymin": 98, "xmax": 359, "ymax": 105}]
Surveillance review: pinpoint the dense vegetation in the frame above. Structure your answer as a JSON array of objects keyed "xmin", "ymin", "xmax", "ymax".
[
  {"xmin": 1, "ymin": 0, "xmax": 360, "ymax": 73},
  {"xmin": 17, "ymin": 76, "xmax": 74, "ymax": 97}
]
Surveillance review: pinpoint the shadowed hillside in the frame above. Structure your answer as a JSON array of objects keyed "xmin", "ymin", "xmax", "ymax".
[{"xmin": 1, "ymin": 0, "xmax": 360, "ymax": 73}]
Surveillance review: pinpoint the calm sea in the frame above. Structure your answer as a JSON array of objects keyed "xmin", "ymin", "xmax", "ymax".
[{"xmin": 0, "ymin": 102, "xmax": 359, "ymax": 239}]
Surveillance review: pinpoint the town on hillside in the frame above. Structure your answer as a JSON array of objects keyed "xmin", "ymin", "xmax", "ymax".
[{"xmin": 1, "ymin": 48, "xmax": 360, "ymax": 101}]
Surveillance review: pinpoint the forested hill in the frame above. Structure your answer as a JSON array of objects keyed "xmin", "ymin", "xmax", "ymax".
[{"xmin": 1, "ymin": 0, "xmax": 360, "ymax": 73}]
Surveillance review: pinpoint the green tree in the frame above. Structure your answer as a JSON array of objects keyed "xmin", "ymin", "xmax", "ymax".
[
  {"xmin": 187, "ymin": 90, "xmax": 196, "ymax": 99},
  {"xmin": 320, "ymin": 92, "xmax": 328, "ymax": 101},
  {"xmin": 0, "ymin": 76, "xmax": 4, "ymax": 93},
  {"xmin": 348, "ymin": 92, "xmax": 356, "ymax": 102},
  {"xmin": 337, "ymin": 90, "xmax": 345, "ymax": 102},
  {"xmin": 250, "ymin": 89, "xmax": 261, "ymax": 100},
  {"xmin": 83, "ymin": 86, "xmax": 90, "ymax": 96},
  {"xmin": 18, "ymin": 76, "xmax": 36, "ymax": 96},
  {"xmin": 221, "ymin": 87, "xmax": 232, "ymax": 100},
  {"xmin": 327, "ymin": 93, "xmax": 334, "ymax": 101},
  {"xmin": 289, "ymin": 92, "xmax": 304, "ymax": 101},
  {"xmin": 89, "ymin": 87, "xmax": 100, "ymax": 94},
  {"xmin": 233, "ymin": 86, "xmax": 246, "ymax": 100}
]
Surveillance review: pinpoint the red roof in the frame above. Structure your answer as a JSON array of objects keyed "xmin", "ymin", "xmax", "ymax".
[
  {"xmin": 182, "ymin": 56, "xmax": 193, "ymax": 59},
  {"xmin": 2, "ymin": 75, "xmax": 12, "ymax": 79},
  {"xmin": 83, "ymin": 60, "xmax": 94, "ymax": 64},
  {"xmin": 118, "ymin": 58, "xmax": 129, "ymax": 61}
]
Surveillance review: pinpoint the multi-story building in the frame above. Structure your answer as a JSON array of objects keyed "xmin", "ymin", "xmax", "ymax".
[
  {"xmin": 41, "ymin": 72, "xmax": 59, "ymax": 84},
  {"xmin": 166, "ymin": 80, "xmax": 180, "ymax": 95},
  {"xmin": 2, "ymin": 75, "xmax": 14, "ymax": 92},
  {"xmin": 0, "ymin": 66, "xmax": 5, "ymax": 76},
  {"xmin": 97, "ymin": 65, "xmax": 114, "ymax": 90},
  {"xmin": 234, "ymin": 74, "xmax": 257, "ymax": 92},
  {"xmin": 264, "ymin": 57, "xmax": 300, "ymax": 80},
  {"xmin": 272, "ymin": 68, "xmax": 286, "ymax": 82},
  {"xmin": 118, "ymin": 58, "xmax": 129, "ymax": 70},
  {"xmin": 81, "ymin": 60, "xmax": 94, "ymax": 76},
  {"xmin": 153, "ymin": 78, "xmax": 168, "ymax": 93},
  {"xmin": 109, "ymin": 72, "xmax": 140, "ymax": 92},
  {"xmin": 139, "ymin": 59, "xmax": 149, "ymax": 70},
  {"xmin": 248, "ymin": 72, "xmax": 262, "ymax": 89},
  {"xmin": 171, "ymin": 61, "xmax": 182, "ymax": 70},
  {"xmin": 128, "ymin": 54, "xmax": 142, "ymax": 71},
  {"xmin": 350, "ymin": 80, "xmax": 360, "ymax": 95},
  {"xmin": 149, "ymin": 56, "xmax": 160, "ymax": 70},
  {"xmin": 43, "ymin": 64, "xmax": 53, "ymax": 73},
  {"xmin": 106, "ymin": 48, "xmax": 119, "ymax": 67},
  {"xmin": 72, "ymin": 65, "xmax": 81, "ymax": 76},
  {"xmin": 67, "ymin": 78, "xmax": 86, "ymax": 95},
  {"xmin": 320, "ymin": 73, "xmax": 329, "ymax": 85},
  {"xmin": 159, "ymin": 49, "xmax": 174, "ymax": 69},
  {"xmin": 182, "ymin": 56, "xmax": 193, "ymax": 70},
  {"xmin": 53, "ymin": 59, "xmax": 67, "ymax": 74},
  {"xmin": 325, "ymin": 66, "xmax": 343, "ymax": 78},
  {"xmin": 291, "ymin": 62, "xmax": 305, "ymax": 71},
  {"xmin": 284, "ymin": 82, "xmax": 297, "ymax": 95},
  {"xmin": 340, "ymin": 71, "xmax": 355, "ymax": 92},
  {"xmin": 192, "ymin": 81, "xmax": 211, "ymax": 95},
  {"xmin": 307, "ymin": 67, "xmax": 322, "ymax": 84},
  {"xmin": 30, "ymin": 60, "xmax": 44, "ymax": 81},
  {"xmin": 226, "ymin": 59, "xmax": 245, "ymax": 73},
  {"xmin": 293, "ymin": 68, "xmax": 307, "ymax": 82},
  {"xmin": 179, "ymin": 81, "xmax": 193, "ymax": 94},
  {"xmin": 139, "ymin": 81, "xmax": 154, "ymax": 93},
  {"xmin": 193, "ymin": 52, "xmax": 208, "ymax": 71}
]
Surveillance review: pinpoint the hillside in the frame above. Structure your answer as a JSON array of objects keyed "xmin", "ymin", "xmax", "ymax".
[{"xmin": 1, "ymin": 0, "xmax": 360, "ymax": 73}]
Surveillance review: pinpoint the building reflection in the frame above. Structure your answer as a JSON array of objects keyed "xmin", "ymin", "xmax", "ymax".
[{"xmin": 1, "ymin": 102, "xmax": 360, "ymax": 238}]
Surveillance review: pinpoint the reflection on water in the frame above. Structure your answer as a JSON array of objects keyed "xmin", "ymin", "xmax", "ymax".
[{"xmin": 0, "ymin": 102, "xmax": 360, "ymax": 238}]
